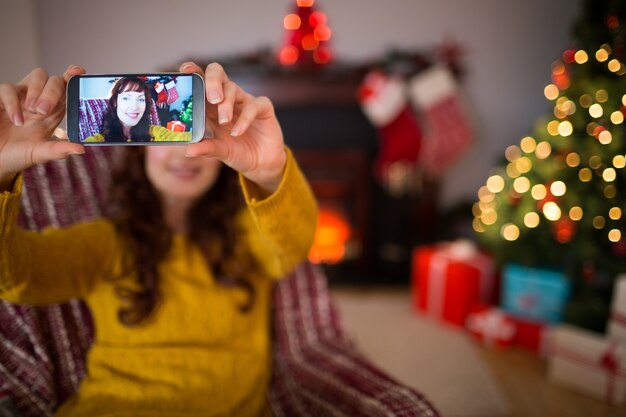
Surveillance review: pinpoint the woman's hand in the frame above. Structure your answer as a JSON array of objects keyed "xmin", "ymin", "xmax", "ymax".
[
  {"xmin": 180, "ymin": 62, "xmax": 287, "ymax": 194},
  {"xmin": 0, "ymin": 65, "xmax": 86, "ymax": 187}
]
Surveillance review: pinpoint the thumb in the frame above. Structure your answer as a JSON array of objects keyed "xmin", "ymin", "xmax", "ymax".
[
  {"xmin": 185, "ymin": 138, "xmax": 231, "ymax": 162},
  {"xmin": 31, "ymin": 140, "xmax": 85, "ymax": 165}
]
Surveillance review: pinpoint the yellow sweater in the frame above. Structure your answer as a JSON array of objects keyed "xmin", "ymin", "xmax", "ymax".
[
  {"xmin": 84, "ymin": 125, "xmax": 192, "ymax": 142},
  {"xmin": 0, "ymin": 150, "xmax": 318, "ymax": 417}
]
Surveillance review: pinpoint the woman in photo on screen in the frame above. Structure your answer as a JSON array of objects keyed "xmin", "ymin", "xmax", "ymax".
[{"xmin": 84, "ymin": 76, "xmax": 191, "ymax": 143}]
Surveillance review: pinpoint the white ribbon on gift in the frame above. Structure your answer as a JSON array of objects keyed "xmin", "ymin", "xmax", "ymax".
[
  {"xmin": 426, "ymin": 239, "xmax": 495, "ymax": 319},
  {"xmin": 466, "ymin": 308, "xmax": 516, "ymax": 347}
]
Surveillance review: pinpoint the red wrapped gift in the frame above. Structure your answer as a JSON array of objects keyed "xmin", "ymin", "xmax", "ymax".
[
  {"xmin": 511, "ymin": 315, "xmax": 553, "ymax": 357},
  {"xmin": 411, "ymin": 239, "xmax": 496, "ymax": 326},
  {"xmin": 466, "ymin": 305, "xmax": 516, "ymax": 348},
  {"xmin": 167, "ymin": 120, "xmax": 186, "ymax": 132}
]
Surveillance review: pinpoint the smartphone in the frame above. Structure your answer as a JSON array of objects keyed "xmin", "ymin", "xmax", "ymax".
[{"xmin": 66, "ymin": 73, "xmax": 205, "ymax": 145}]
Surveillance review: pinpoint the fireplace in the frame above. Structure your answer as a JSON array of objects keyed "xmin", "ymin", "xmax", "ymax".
[{"xmin": 230, "ymin": 69, "xmax": 439, "ymax": 284}]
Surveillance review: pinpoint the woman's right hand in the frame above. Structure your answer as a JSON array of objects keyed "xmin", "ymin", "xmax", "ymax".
[{"xmin": 0, "ymin": 65, "xmax": 87, "ymax": 188}]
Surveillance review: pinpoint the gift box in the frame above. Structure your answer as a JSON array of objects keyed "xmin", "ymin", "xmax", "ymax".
[
  {"xmin": 548, "ymin": 325, "xmax": 626, "ymax": 405},
  {"xmin": 608, "ymin": 275, "xmax": 626, "ymax": 346},
  {"xmin": 167, "ymin": 120, "xmax": 186, "ymax": 132},
  {"xmin": 511, "ymin": 315, "xmax": 553, "ymax": 357},
  {"xmin": 412, "ymin": 239, "xmax": 496, "ymax": 326},
  {"xmin": 501, "ymin": 264, "xmax": 571, "ymax": 323},
  {"xmin": 466, "ymin": 304, "xmax": 516, "ymax": 348}
]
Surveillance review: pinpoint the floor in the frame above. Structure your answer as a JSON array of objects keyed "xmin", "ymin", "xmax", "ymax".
[
  {"xmin": 330, "ymin": 286, "xmax": 626, "ymax": 417},
  {"xmin": 478, "ymin": 346, "xmax": 626, "ymax": 417}
]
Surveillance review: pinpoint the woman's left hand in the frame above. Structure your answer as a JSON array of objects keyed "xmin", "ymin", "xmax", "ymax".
[{"xmin": 180, "ymin": 62, "xmax": 286, "ymax": 193}]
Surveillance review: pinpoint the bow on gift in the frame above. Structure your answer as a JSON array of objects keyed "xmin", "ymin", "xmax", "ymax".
[
  {"xmin": 466, "ymin": 308, "xmax": 517, "ymax": 347},
  {"xmin": 601, "ymin": 344, "xmax": 621, "ymax": 403}
]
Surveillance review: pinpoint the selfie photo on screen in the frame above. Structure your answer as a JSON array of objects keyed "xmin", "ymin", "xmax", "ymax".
[{"xmin": 78, "ymin": 75, "xmax": 194, "ymax": 143}]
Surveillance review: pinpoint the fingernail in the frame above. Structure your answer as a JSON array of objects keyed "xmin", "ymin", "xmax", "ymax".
[
  {"xmin": 12, "ymin": 114, "xmax": 23, "ymax": 127},
  {"xmin": 230, "ymin": 125, "xmax": 242, "ymax": 137},
  {"xmin": 208, "ymin": 91, "xmax": 221, "ymax": 104},
  {"xmin": 36, "ymin": 101, "xmax": 50, "ymax": 115},
  {"xmin": 218, "ymin": 111, "xmax": 229, "ymax": 125},
  {"xmin": 181, "ymin": 63, "xmax": 193, "ymax": 71},
  {"xmin": 69, "ymin": 149, "xmax": 85, "ymax": 155},
  {"xmin": 26, "ymin": 99, "xmax": 36, "ymax": 112}
]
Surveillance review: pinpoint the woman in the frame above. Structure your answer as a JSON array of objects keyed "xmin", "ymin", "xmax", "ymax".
[
  {"xmin": 84, "ymin": 76, "xmax": 191, "ymax": 143},
  {"xmin": 0, "ymin": 63, "xmax": 318, "ymax": 416}
]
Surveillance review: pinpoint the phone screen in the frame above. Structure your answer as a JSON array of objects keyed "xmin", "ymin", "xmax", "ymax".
[{"xmin": 66, "ymin": 73, "xmax": 205, "ymax": 145}]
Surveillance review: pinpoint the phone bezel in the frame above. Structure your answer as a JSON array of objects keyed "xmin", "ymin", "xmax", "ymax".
[{"xmin": 66, "ymin": 72, "xmax": 205, "ymax": 145}]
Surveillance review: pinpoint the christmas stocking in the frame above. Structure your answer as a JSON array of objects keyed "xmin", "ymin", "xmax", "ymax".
[
  {"xmin": 154, "ymin": 82, "xmax": 168, "ymax": 108},
  {"xmin": 358, "ymin": 71, "xmax": 422, "ymax": 183},
  {"xmin": 409, "ymin": 65, "xmax": 473, "ymax": 176},
  {"xmin": 165, "ymin": 80, "xmax": 179, "ymax": 105}
]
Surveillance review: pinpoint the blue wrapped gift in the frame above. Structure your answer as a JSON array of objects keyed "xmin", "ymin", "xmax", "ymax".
[{"xmin": 501, "ymin": 264, "xmax": 571, "ymax": 323}]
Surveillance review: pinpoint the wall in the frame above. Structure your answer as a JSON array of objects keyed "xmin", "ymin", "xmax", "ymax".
[
  {"xmin": 0, "ymin": 0, "xmax": 40, "ymax": 83},
  {"xmin": 5, "ymin": 0, "xmax": 581, "ymax": 207}
]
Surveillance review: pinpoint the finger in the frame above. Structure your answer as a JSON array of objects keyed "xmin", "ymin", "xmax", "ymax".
[
  {"xmin": 63, "ymin": 64, "xmax": 86, "ymax": 82},
  {"xmin": 204, "ymin": 62, "xmax": 229, "ymax": 105},
  {"xmin": 29, "ymin": 139, "xmax": 85, "ymax": 166},
  {"xmin": 20, "ymin": 68, "xmax": 49, "ymax": 113},
  {"xmin": 217, "ymin": 81, "xmax": 240, "ymax": 125},
  {"xmin": 0, "ymin": 83, "xmax": 24, "ymax": 126},
  {"xmin": 179, "ymin": 61, "xmax": 204, "ymax": 76},
  {"xmin": 34, "ymin": 76, "xmax": 65, "ymax": 116},
  {"xmin": 185, "ymin": 137, "xmax": 231, "ymax": 161},
  {"xmin": 230, "ymin": 96, "xmax": 274, "ymax": 137}
]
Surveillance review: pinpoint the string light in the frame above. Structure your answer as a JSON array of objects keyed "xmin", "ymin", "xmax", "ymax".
[
  {"xmin": 513, "ymin": 177, "xmax": 531, "ymax": 193},
  {"xmin": 569, "ymin": 207, "xmax": 583, "ymax": 221},
  {"xmin": 501, "ymin": 224, "xmax": 520, "ymax": 241},
  {"xmin": 566, "ymin": 153, "xmax": 580, "ymax": 167},
  {"xmin": 506, "ymin": 162, "xmax": 521, "ymax": 178},
  {"xmin": 515, "ymin": 157, "xmax": 532, "ymax": 173},
  {"xmin": 589, "ymin": 103, "xmax": 604, "ymax": 118},
  {"xmin": 596, "ymin": 48, "xmax": 609, "ymax": 62},
  {"xmin": 603, "ymin": 167, "xmax": 617, "ymax": 182},
  {"xmin": 547, "ymin": 120, "xmax": 560, "ymax": 135},
  {"xmin": 593, "ymin": 216, "xmax": 606, "ymax": 229},
  {"xmin": 605, "ymin": 185, "xmax": 617, "ymax": 198},
  {"xmin": 613, "ymin": 155, "xmax": 626, "ymax": 168},
  {"xmin": 579, "ymin": 94, "xmax": 593, "ymax": 108},
  {"xmin": 598, "ymin": 130, "xmax": 613, "ymax": 144},
  {"xmin": 574, "ymin": 50, "xmax": 588, "ymax": 64},
  {"xmin": 531, "ymin": 184, "xmax": 548, "ymax": 200},
  {"xmin": 535, "ymin": 141, "xmax": 552, "ymax": 159},
  {"xmin": 482, "ymin": 210, "xmax": 498, "ymax": 225},
  {"xmin": 579, "ymin": 168, "xmax": 593, "ymax": 182},
  {"xmin": 544, "ymin": 84, "xmax": 559, "ymax": 100},
  {"xmin": 543, "ymin": 202, "xmax": 562, "ymax": 221},
  {"xmin": 520, "ymin": 136, "xmax": 537, "ymax": 153},
  {"xmin": 608, "ymin": 59, "xmax": 621, "ymax": 72},
  {"xmin": 611, "ymin": 111, "xmax": 624, "ymax": 124},
  {"xmin": 505, "ymin": 145, "xmax": 522, "ymax": 162},
  {"xmin": 524, "ymin": 212, "xmax": 540, "ymax": 228},
  {"xmin": 609, "ymin": 207, "xmax": 622, "ymax": 220},
  {"xmin": 609, "ymin": 229, "xmax": 622, "ymax": 242},
  {"xmin": 486, "ymin": 175, "xmax": 505, "ymax": 193},
  {"xmin": 558, "ymin": 121, "xmax": 573, "ymax": 136},
  {"xmin": 551, "ymin": 181, "xmax": 567, "ymax": 196},
  {"xmin": 595, "ymin": 89, "xmax": 609, "ymax": 102}
]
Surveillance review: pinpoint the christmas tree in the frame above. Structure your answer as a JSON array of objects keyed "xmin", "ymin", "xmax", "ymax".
[
  {"xmin": 473, "ymin": 0, "xmax": 626, "ymax": 332},
  {"xmin": 278, "ymin": 0, "xmax": 333, "ymax": 67}
]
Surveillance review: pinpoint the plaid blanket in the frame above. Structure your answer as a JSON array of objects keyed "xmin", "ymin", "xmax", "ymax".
[{"xmin": 0, "ymin": 148, "xmax": 438, "ymax": 417}]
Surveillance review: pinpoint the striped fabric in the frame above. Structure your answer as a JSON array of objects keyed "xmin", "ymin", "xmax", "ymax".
[{"xmin": 0, "ymin": 148, "xmax": 438, "ymax": 417}]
